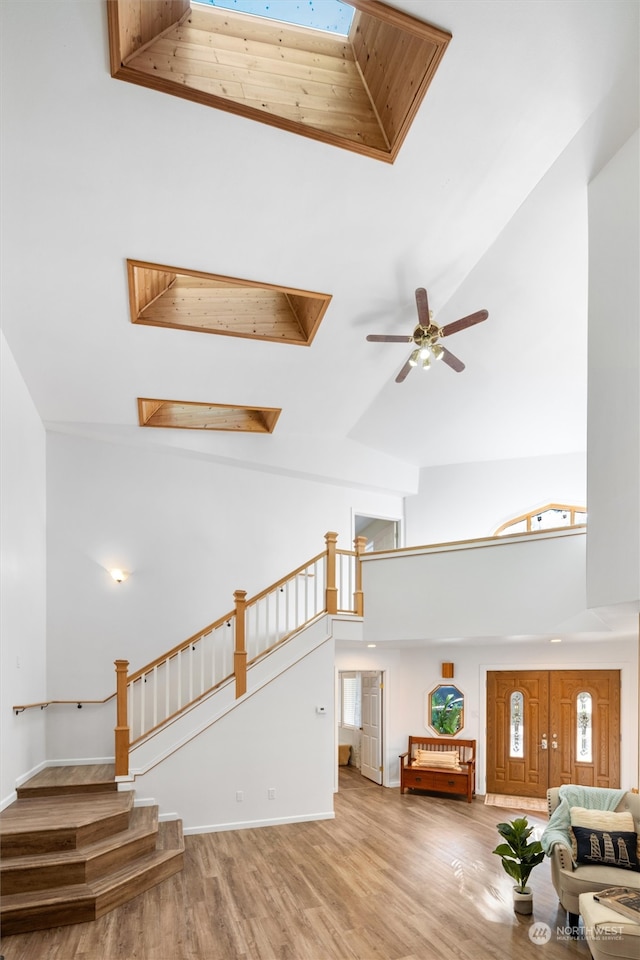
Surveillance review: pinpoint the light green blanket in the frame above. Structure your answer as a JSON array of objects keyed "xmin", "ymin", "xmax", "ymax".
[{"xmin": 540, "ymin": 784, "xmax": 626, "ymax": 859}]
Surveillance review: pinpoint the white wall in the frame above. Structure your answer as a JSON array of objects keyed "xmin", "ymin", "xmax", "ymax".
[
  {"xmin": 362, "ymin": 530, "xmax": 588, "ymax": 642},
  {"xmin": 45, "ymin": 431, "xmax": 403, "ymax": 760},
  {"xmin": 405, "ymin": 452, "xmax": 586, "ymax": 546},
  {"xmin": 335, "ymin": 635, "xmax": 638, "ymax": 794},
  {"xmin": 133, "ymin": 638, "xmax": 336, "ymax": 832},
  {"xmin": 587, "ymin": 130, "xmax": 640, "ymax": 608},
  {"xmin": 0, "ymin": 334, "xmax": 47, "ymax": 807}
]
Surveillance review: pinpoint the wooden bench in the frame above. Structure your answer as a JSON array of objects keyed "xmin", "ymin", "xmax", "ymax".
[{"xmin": 399, "ymin": 736, "xmax": 476, "ymax": 803}]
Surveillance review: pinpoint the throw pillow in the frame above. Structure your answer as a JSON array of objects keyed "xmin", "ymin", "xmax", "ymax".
[
  {"xmin": 569, "ymin": 807, "xmax": 636, "ymax": 860},
  {"xmin": 413, "ymin": 749, "xmax": 460, "ymax": 769},
  {"xmin": 572, "ymin": 825, "xmax": 639, "ymax": 872}
]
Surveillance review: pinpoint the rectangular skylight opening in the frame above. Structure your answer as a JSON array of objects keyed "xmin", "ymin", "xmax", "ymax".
[{"xmin": 194, "ymin": 0, "xmax": 355, "ymax": 35}]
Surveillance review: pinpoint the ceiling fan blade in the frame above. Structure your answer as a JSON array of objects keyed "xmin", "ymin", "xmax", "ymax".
[
  {"xmin": 415, "ymin": 287, "xmax": 430, "ymax": 326},
  {"xmin": 441, "ymin": 347, "xmax": 465, "ymax": 372},
  {"xmin": 395, "ymin": 358, "xmax": 414, "ymax": 383},
  {"xmin": 366, "ymin": 334, "xmax": 412, "ymax": 342},
  {"xmin": 441, "ymin": 309, "xmax": 488, "ymax": 338}
]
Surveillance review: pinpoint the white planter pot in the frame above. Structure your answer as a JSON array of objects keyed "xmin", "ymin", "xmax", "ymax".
[{"xmin": 513, "ymin": 887, "xmax": 533, "ymax": 914}]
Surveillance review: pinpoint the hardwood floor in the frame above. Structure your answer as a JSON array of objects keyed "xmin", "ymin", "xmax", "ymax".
[{"xmin": 1, "ymin": 767, "xmax": 590, "ymax": 959}]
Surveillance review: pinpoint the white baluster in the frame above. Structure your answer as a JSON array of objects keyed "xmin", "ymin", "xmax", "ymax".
[
  {"xmin": 140, "ymin": 675, "xmax": 145, "ymax": 739},
  {"xmin": 152, "ymin": 665, "xmax": 158, "ymax": 728}
]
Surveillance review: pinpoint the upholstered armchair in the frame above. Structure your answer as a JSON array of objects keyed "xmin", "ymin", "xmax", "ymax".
[{"xmin": 543, "ymin": 785, "xmax": 640, "ymax": 926}]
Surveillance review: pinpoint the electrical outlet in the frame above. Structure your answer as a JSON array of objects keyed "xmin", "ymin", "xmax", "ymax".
[
  {"xmin": 236, "ymin": 790, "xmax": 243, "ymax": 802},
  {"xmin": 268, "ymin": 787, "xmax": 276, "ymax": 800}
]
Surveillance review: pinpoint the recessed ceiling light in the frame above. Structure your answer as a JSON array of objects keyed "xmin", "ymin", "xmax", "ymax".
[
  {"xmin": 367, "ymin": 643, "xmax": 377, "ymax": 648},
  {"xmin": 550, "ymin": 637, "xmax": 562, "ymax": 643}
]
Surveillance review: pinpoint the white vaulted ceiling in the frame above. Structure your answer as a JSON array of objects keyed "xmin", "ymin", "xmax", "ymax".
[{"xmin": 1, "ymin": 0, "xmax": 638, "ymax": 496}]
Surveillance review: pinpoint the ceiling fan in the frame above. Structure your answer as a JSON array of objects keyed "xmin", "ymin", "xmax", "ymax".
[{"xmin": 366, "ymin": 288, "xmax": 488, "ymax": 383}]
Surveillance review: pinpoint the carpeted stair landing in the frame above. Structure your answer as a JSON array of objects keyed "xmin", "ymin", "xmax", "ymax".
[{"xmin": 0, "ymin": 765, "xmax": 183, "ymax": 935}]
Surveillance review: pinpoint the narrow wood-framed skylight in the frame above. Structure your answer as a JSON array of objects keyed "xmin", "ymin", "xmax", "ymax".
[
  {"xmin": 138, "ymin": 398, "xmax": 281, "ymax": 432},
  {"xmin": 106, "ymin": 1, "xmax": 451, "ymax": 162},
  {"xmin": 127, "ymin": 260, "xmax": 331, "ymax": 345}
]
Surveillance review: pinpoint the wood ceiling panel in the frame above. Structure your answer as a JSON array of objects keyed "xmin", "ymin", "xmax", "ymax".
[
  {"xmin": 127, "ymin": 260, "xmax": 331, "ymax": 345},
  {"xmin": 107, "ymin": 1, "xmax": 451, "ymax": 162},
  {"xmin": 138, "ymin": 398, "xmax": 281, "ymax": 433}
]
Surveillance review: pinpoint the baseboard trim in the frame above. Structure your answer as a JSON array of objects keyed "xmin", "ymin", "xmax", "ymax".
[
  {"xmin": 15, "ymin": 759, "xmax": 48, "ymax": 788},
  {"xmin": 183, "ymin": 810, "xmax": 335, "ymax": 836},
  {"xmin": 47, "ymin": 756, "xmax": 115, "ymax": 767},
  {"xmin": 1, "ymin": 790, "xmax": 18, "ymax": 811}
]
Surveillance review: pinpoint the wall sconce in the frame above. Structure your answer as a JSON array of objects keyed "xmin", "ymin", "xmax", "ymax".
[
  {"xmin": 441, "ymin": 662, "xmax": 455, "ymax": 679},
  {"xmin": 110, "ymin": 569, "xmax": 129, "ymax": 583}
]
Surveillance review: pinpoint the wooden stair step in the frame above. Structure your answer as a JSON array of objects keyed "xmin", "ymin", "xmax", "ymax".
[
  {"xmin": 1, "ymin": 805, "xmax": 159, "ymax": 895},
  {"xmin": 0, "ymin": 791, "xmax": 134, "ymax": 857},
  {"xmin": 0, "ymin": 822, "xmax": 184, "ymax": 935},
  {"xmin": 17, "ymin": 764, "xmax": 117, "ymax": 799},
  {"xmin": 92, "ymin": 821, "xmax": 184, "ymax": 918}
]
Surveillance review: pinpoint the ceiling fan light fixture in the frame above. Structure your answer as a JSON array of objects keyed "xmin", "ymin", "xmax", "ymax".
[
  {"xmin": 431, "ymin": 342, "xmax": 444, "ymax": 360},
  {"xmin": 408, "ymin": 349, "xmax": 420, "ymax": 366},
  {"xmin": 418, "ymin": 346, "xmax": 430, "ymax": 360},
  {"xmin": 422, "ymin": 356, "xmax": 431, "ymax": 370}
]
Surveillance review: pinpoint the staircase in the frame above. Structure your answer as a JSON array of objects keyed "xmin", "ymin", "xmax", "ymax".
[{"xmin": 0, "ymin": 764, "xmax": 184, "ymax": 935}]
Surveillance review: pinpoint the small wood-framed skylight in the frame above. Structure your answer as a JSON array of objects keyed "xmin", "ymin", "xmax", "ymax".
[
  {"xmin": 138, "ymin": 398, "xmax": 281, "ymax": 432},
  {"xmin": 107, "ymin": 1, "xmax": 451, "ymax": 162},
  {"xmin": 127, "ymin": 260, "xmax": 331, "ymax": 345},
  {"xmin": 200, "ymin": 0, "xmax": 356, "ymax": 35}
]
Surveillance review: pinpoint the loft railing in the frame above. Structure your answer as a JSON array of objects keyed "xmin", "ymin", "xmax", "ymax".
[{"xmin": 114, "ymin": 532, "xmax": 366, "ymax": 776}]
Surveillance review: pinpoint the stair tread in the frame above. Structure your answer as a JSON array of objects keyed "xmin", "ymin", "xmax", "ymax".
[
  {"xmin": 1, "ymin": 766, "xmax": 184, "ymax": 934},
  {"xmin": 1, "ymin": 828, "xmax": 184, "ymax": 911},
  {"xmin": 0, "ymin": 806, "xmax": 158, "ymax": 872},
  {"xmin": 91, "ymin": 842, "xmax": 183, "ymax": 897},
  {"xmin": 1, "ymin": 791, "xmax": 133, "ymax": 833},
  {"xmin": 1, "ymin": 881, "xmax": 96, "ymax": 909},
  {"xmin": 17, "ymin": 764, "xmax": 116, "ymax": 797}
]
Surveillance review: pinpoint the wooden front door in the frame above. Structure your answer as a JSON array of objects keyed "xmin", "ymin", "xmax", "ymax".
[{"xmin": 486, "ymin": 670, "xmax": 620, "ymax": 798}]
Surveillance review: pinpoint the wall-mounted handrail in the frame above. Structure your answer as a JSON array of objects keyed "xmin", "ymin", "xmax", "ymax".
[{"xmin": 12, "ymin": 694, "xmax": 115, "ymax": 715}]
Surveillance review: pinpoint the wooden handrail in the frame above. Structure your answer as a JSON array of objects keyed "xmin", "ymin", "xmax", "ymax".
[
  {"xmin": 114, "ymin": 531, "xmax": 355, "ymax": 775},
  {"xmin": 12, "ymin": 694, "xmax": 115, "ymax": 715},
  {"xmin": 244, "ymin": 550, "xmax": 326, "ymax": 608},
  {"xmin": 127, "ymin": 609, "xmax": 236, "ymax": 684}
]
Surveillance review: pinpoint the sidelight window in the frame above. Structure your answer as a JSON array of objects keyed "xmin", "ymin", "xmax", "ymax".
[
  {"xmin": 510, "ymin": 691, "xmax": 524, "ymax": 757},
  {"xmin": 576, "ymin": 691, "xmax": 593, "ymax": 762},
  {"xmin": 340, "ymin": 672, "xmax": 361, "ymax": 729}
]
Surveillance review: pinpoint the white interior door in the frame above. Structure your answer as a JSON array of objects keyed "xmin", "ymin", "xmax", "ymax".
[{"xmin": 360, "ymin": 671, "xmax": 383, "ymax": 784}]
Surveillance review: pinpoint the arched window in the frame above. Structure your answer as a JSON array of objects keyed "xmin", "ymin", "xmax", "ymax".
[{"xmin": 495, "ymin": 503, "xmax": 586, "ymax": 536}]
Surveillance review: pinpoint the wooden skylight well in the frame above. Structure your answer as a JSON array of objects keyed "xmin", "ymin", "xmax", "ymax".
[
  {"xmin": 138, "ymin": 398, "xmax": 281, "ymax": 432},
  {"xmin": 107, "ymin": 1, "xmax": 451, "ymax": 162},
  {"xmin": 127, "ymin": 260, "xmax": 331, "ymax": 345}
]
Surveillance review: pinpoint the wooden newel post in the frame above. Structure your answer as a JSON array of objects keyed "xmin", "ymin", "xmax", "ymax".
[
  {"xmin": 114, "ymin": 659, "xmax": 130, "ymax": 777},
  {"xmin": 354, "ymin": 535, "xmax": 367, "ymax": 616},
  {"xmin": 234, "ymin": 589, "xmax": 247, "ymax": 699},
  {"xmin": 325, "ymin": 531, "xmax": 338, "ymax": 615}
]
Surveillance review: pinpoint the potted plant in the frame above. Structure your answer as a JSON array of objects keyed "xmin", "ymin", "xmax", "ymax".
[{"xmin": 492, "ymin": 817, "xmax": 545, "ymax": 914}]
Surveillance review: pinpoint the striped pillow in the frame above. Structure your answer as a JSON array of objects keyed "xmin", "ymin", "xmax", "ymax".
[{"xmin": 413, "ymin": 749, "xmax": 460, "ymax": 770}]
